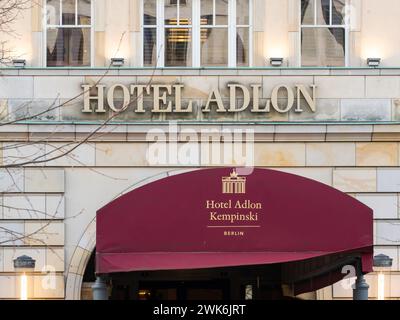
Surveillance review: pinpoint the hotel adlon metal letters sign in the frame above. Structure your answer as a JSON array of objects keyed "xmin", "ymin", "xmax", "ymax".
[{"xmin": 81, "ymin": 83, "xmax": 317, "ymax": 115}]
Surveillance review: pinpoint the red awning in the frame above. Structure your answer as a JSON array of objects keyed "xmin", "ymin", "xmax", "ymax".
[{"xmin": 96, "ymin": 168, "xmax": 373, "ymax": 293}]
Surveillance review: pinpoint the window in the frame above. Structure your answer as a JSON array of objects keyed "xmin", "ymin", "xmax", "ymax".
[
  {"xmin": 301, "ymin": 0, "xmax": 346, "ymax": 67},
  {"xmin": 164, "ymin": 0, "xmax": 193, "ymax": 67},
  {"xmin": 46, "ymin": 0, "xmax": 92, "ymax": 67},
  {"xmin": 142, "ymin": 0, "xmax": 251, "ymax": 67}
]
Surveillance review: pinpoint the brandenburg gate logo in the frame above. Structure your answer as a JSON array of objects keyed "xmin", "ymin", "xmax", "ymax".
[{"xmin": 222, "ymin": 169, "xmax": 246, "ymax": 194}]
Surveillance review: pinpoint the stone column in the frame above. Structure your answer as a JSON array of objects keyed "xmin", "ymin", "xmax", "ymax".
[
  {"xmin": 92, "ymin": 276, "xmax": 109, "ymax": 300},
  {"xmin": 353, "ymin": 274, "xmax": 369, "ymax": 300}
]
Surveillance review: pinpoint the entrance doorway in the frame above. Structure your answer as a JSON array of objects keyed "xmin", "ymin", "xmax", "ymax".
[{"xmin": 81, "ymin": 252, "xmax": 306, "ymax": 300}]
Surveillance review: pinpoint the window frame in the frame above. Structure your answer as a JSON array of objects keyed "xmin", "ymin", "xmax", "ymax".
[
  {"xmin": 141, "ymin": 0, "xmax": 253, "ymax": 68},
  {"xmin": 43, "ymin": 0, "xmax": 94, "ymax": 68},
  {"xmin": 299, "ymin": 0, "xmax": 349, "ymax": 68}
]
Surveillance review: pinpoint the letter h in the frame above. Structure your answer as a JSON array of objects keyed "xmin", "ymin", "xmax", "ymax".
[{"xmin": 82, "ymin": 84, "xmax": 107, "ymax": 113}]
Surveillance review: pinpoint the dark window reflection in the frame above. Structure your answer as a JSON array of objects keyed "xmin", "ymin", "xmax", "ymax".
[
  {"xmin": 143, "ymin": 28, "xmax": 157, "ymax": 66},
  {"xmin": 47, "ymin": 28, "xmax": 91, "ymax": 66},
  {"xmin": 165, "ymin": 29, "xmax": 192, "ymax": 67}
]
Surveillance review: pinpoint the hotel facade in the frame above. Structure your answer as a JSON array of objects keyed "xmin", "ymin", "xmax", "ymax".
[{"xmin": 1, "ymin": 0, "xmax": 400, "ymax": 300}]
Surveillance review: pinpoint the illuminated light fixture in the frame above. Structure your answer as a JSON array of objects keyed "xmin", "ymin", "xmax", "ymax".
[
  {"xmin": 111, "ymin": 58, "xmax": 125, "ymax": 67},
  {"xmin": 373, "ymin": 254, "xmax": 393, "ymax": 301},
  {"xmin": 367, "ymin": 58, "xmax": 381, "ymax": 67},
  {"xmin": 270, "ymin": 57, "xmax": 284, "ymax": 67},
  {"xmin": 12, "ymin": 59, "xmax": 26, "ymax": 68},
  {"xmin": 14, "ymin": 255, "xmax": 36, "ymax": 300}
]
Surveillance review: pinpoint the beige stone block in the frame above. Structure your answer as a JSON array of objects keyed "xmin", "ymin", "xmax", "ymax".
[
  {"xmin": 288, "ymin": 0, "xmax": 300, "ymax": 31},
  {"xmin": 275, "ymin": 168, "xmax": 333, "ymax": 186},
  {"xmin": 46, "ymin": 195, "xmax": 65, "ymax": 219},
  {"xmin": 0, "ymin": 222, "xmax": 24, "ymax": 246},
  {"xmin": 0, "ymin": 77, "xmax": 34, "ymax": 99},
  {"xmin": 95, "ymin": 31, "xmax": 106, "ymax": 67},
  {"xmin": 33, "ymin": 275, "xmax": 65, "ymax": 299},
  {"xmin": 0, "ymin": 248, "xmax": 3, "ymax": 272},
  {"xmin": 390, "ymin": 275, "xmax": 400, "ymax": 297},
  {"xmin": 45, "ymin": 143, "xmax": 96, "ymax": 167},
  {"xmin": 77, "ymin": 219, "xmax": 96, "ymax": 251},
  {"xmin": 306, "ymin": 143, "xmax": 356, "ymax": 166},
  {"xmin": 94, "ymin": 0, "xmax": 106, "ymax": 31},
  {"xmin": 252, "ymin": 32, "xmax": 265, "ymax": 67},
  {"xmin": 263, "ymin": 76, "xmax": 313, "ymax": 98},
  {"xmin": 356, "ymin": 194, "xmax": 398, "ymax": 219},
  {"xmin": 24, "ymin": 222, "xmax": 64, "ymax": 246},
  {"xmin": 377, "ymin": 169, "xmax": 400, "ymax": 192},
  {"xmin": 3, "ymin": 195, "xmax": 46, "ymax": 220},
  {"xmin": 253, "ymin": 0, "xmax": 266, "ymax": 32},
  {"xmin": 375, "ymin": 221, "xmax": 400, "ymax": 245},
  {"xmin": 130, "ymin": 0, "xmax": 140, "ymax": 32},
  {"xmin": 314, "ymin": 76, "xmax": 365, "ymax": 99},
  {"xmin": 69, "ymin": 247, "xmax": 91, "ymax": 276},
  {"xmin": 219, "ymin": 76, "xmax": 262, "ymax": 97},
  {"xmin": 333, "ymin": 169, "xmax": 377, "ymax": 193},
  {"xmin": 200, "ymin": 142, "xmax": 250, "ymax": 167},
  {"xmin": 34, "ymin": 77, "xmax": 85, "ymax": 99},
  {"xmin": 65, "ymin": 273, "xmax": 83, "ymax": 300},
  {"xmin": 24, "ymin": 169, "xmax": 65, "ymax": 193},
  {"xmin": 0, "ymin": 169, "xmax": 24, "ymax": 193},
  {"xmin": 0, "ymin": 100, "xmax": 8, "ymax": 122},
  {"xmin": 95, "ymin": 143, "xmax": 149, "ymax": 166},
  {"xmin": 46, "ymin": 248, "xmax": 65, "ymax": 272},
  {"xmin": 356, "ymin": 142, "xmax": 399, "ymax": 166},
  {"xmin": 254, "ymin": 143, "xmax": 306, "ymax": 167},
  {"xmin": 366, "ymin": 77, "xmax": 400, "ymax": 98},
  {"xmin": 181, "ymin": 76, "xmax": 219, "ymax": 99},
  {"xmin": 288, "ymin": 31, "xmax": 300, "ymax": 67},
  {"xmin": 2, "ymin": 143, "xmax": 46, "ymax": 167},
  {"xmin": 31, "ymin": 2, "xmax": 42, "ymax": 32},
  {"xmin": 3, "ymin": 248, "xmax": 46, "ymax": 272},
  {"xmin": 0, "ymin": 275, "xmax": 17, "ymax": 299}
]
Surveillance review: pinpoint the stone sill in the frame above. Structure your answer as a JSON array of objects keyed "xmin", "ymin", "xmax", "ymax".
[
  {"xmin": 3, "ymin": 67, "xmax": 400, "ymax": 76},
  {"xmin": 1, "ymin": 123, "xmax": 400, "ymax": 142}
]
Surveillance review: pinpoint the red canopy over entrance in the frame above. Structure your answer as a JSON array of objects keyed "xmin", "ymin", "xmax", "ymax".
[{"xmin": 96, "ymin": 168, "xmax": 373, "ymax": 294}]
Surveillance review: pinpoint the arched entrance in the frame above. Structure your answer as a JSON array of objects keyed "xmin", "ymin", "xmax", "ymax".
[{"xmin": 77, "ymin": 168, "xmax": 374, "ymax": 300}]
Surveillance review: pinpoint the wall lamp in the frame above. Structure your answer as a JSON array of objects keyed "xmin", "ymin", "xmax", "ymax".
[
  {"xmin": 373, "ymin": 254, "xmax": 393, "ymax": 300},
  {"xmin": 111, "ymin": 58, "xmax": 125, "ymax": 67},
  {"xmin": 269, "ymin": 57, "xmax": 284, "ymax": 67},
  {"xmin": 367, "ymin": 58, "xmax": 381, "ymax": 68},
  {"xmin": 14, "ymin": 255, "xmax": 36, "ymax": 300},
  {"xmin": 12, "ymin": 59, "xmax": 26, "ymax": 68}
]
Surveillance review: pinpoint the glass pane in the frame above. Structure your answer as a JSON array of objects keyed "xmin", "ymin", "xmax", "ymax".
[
  {"xmin": 47, "ymin": 0, "xmax": 60, "ymax": 25},
  {"xmin": 301, "ymin": 27, "xmax": 345, "ymax": 67},
  {"xmin": 316, "ymin": 0, "xmax": 331, "ymax": 25},
  {"xmin": 215, "ymin": 0, "xmax": 228, "ymax": 25},
  {"xmin": 165, "ymin": 0, "xmax": 178, "ymax": 25},
  {"xmin": 62, "ymin": 0, "xmax": 76, "ymax": 25},
  {"xmin": 301, "ymin": 0, "xmax": 315, "ymax": 25},
  {"xmin": 332, "ymin": 0, "xmax": 345, "ymax": 24},
  {"xmin": 179, "ymin": 0, "xmax": 192, "ymax": 25},
  {"xmin": 144, "ymin": 0, "xmax": 157, "ymax": 25},
  {"xmin": 143, "ymin": 28, "xmax": 157, "ymax": 66},
  {"xmin": 237, "ymin": 28, "xmax": 249, "ymax": 67},
  {"xmin": 78, "ymin": 0, "xmax": 91, "ymax": 25},
  {"xmin": 201, "ymin": 0, "xmax": 213, "ymax": 25},
  {"xmin": 201, "ymin": 28, "xmax": 228, "ymax": 66},
  {"xmin": 237, "ymin": 0, "xmax": 249, "ymax": 25},
  {"xmin": 47, "ymin": 28, "xmax": 91, "ymax": 66},
  {"xmin": 165, "ymin": 28, "xmax": 192, "ymax": 66}
]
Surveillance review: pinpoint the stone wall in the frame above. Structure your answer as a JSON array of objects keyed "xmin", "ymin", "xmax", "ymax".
[{"xmin": 1, "ymin": 70, "xmax": 400, "ymax": 299}]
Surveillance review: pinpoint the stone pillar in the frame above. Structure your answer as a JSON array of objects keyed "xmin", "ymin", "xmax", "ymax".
[
  {"xmin": 353, "ymin": 274, "xmax": 369, "ymax": 300},
  {"xmin": 92, "ymin": 276, "xmax": 109, "ymax": 300}
]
